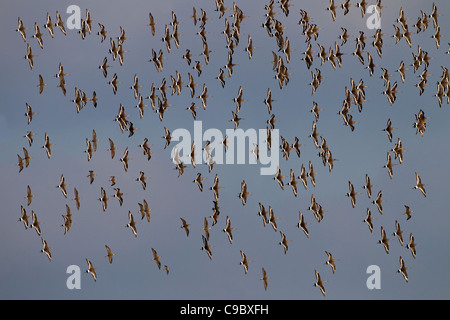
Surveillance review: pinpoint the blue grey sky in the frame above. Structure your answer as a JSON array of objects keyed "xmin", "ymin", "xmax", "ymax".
[{"xmin": 1, "ymin": 0, "xmax": 449, "ymax": 300}]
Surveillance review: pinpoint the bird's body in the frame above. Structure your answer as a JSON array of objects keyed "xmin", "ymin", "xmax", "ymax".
[
  {"xmin": 279, "ymin": 231, "xmax": 290, "ymax": 254},
  {"xmin": 99, "ymin": 57, "xmax": 109, "ymax": 78},
  {"xmin": 25, "ymin": 44, "xmax": 35, "ymax": 70},
  {"xmin": 297, "ymin": 211, "xmax": 309, "ymax": 238},
  {"xmin": 43, "ymin": 133, "xmax": 53, "ymax": 159},
  {"xmin": 239, "ymin": 180, "xmax": 250, "ymax": 205},
  {"xmin": 126, "ymin": 211, "xmax": 137, "ymax": 237},
  {"xmin": 239, "ymin": 250, "xmax": 251, "ymax": 274},
  {"xmin": 105, "ymin": 245, "xmax": 115, "ymax": 263},
  {"xmin": 274, "ymin": 167, "xmax": 285, "ymax": 190},
  {"xmin": 201, "ymin": 234, "xmax": 213, "ymax": 260},
  {"xmin": 223, "ymin": 216, "xmax": 234, "ymax": 244},
  {"xmin": 383, "ymin": 118, "xmax": 396, "ymax": 142},
  {"xmin": 363, "ymin": 208, "xmax": 374, "ymax": 233},
  {"xmin": 139, "ymin": 199, "xmax": 151, "ymax": 222},
  {"xmin": 211, "ymin": 174, "xmax": 222, "ymax": 202},
  {"xmin": 260, "ymin": 268, "xmax": 269, "ymax": 291},
  {"xmin": 327, "ymin": 0, "xmax": 337, "ymax": 21},
  {"xmin": 22, "ymin": 147, "xmax": 31, "ymax": 168},
  {"xmin": 151, "ymin": 248, "xmax": 161, "ymax": 269},
  {"xmin": 73, "ymin": 187, "xmax": 80, "ymax": 210},
  {"xmin": 403, "ymin": 205, "xmax": 413, "ymax": 220},
  {"xmin": 105, "ymin": 138, "xmax": 116, "ymax": 160},
  {"xmin": 30, "ymin": 211, "xmax": 41, "ymax": 236},
  {"xmin": 393, "ymin": 220, "xmax": 404, "ymax": 246},
  {"xmin": 325, "ymin": 251, "xmax": 337, "ymax": 274},
  {"xmin": 19, "ymin": 206, "xmax": 30, "ymax": 229},
  {"xmin": 113, "ymin": 188, "xmax": 124, "ymax": 206},
  {"xmin": 193, "ymin": 173, "xmax": 206, "ymax": 192},
  {"xmin": 148, "ymin": 13, "xmax": 156, "ymax": 36},
  {"xmin": 40, "ymin": 237, "xmax": 52, "ymax": 262},
  {"xmin": 372, "ymin": 190, "xmax": 384, "ymax": 214},
  {"xmin": 108, "ymin": 73, "xmax": 119, "ymax": 95},
  {"xmin": 314, "ymin": 270, "xmax": 326, "ymax": 296},
  {"xmin": 54, "ymin": 11, "xmax": 67, "ymax": 35},
  {"xmin": 98, "ymin": 187, "xmax": 110, "ymax": 212},
  {"xmin": 378, "ymin": 226, "xmax": 391, "ymax": 254},
  {"xmin": 136, "ymin": 171, "xmax": 148, "ymax": 190},
  {"xmin": 180, "ymin": 218, "xmax": 190, "ymax": 237},
  {"xmin": 57, "ymin": 174, "xmax": 68, "ymax": 198},
  {"xmin": 397, "ymin": 256, "xmax": 408, "ymax": 282},
  {"xmin": 85, "ymin": 258, "xmax": 97, "ymax": 281},
  {"xmin": 346, "ymin": 181, "xmax": 359, "ymax": 208},
  {"xmin": 25, "ymin": 185, "xmax": 34, "ymax": 206},
  {"xmin": 16, "ymin": 17, "xmax": 27, "ymax": 42},
  {"xmin": 383, "ymin": 152, "xmax": 396, "ymax": 179},
  {"xmin": 287, "ymin": 169, "xmax": 299, "ymax": 197},
  {"xmin": 414, "ymin": 172, "xmax": 426, "ymax": 197},
  {"xmin": 87, "ymin": 170, "xmax": 95, "ymax": 184},
  {"xmin": 37, "ymin": 74, "xmax": 46, "ymax": 94},
  {"xmin": 268, "ymin": 206, "xmax": 277, "ymax": 231},
  {"xmin": 120, "ymin": 147, "xmax": 130, "ymax": 172},
  {"xmin": 406, "ymin": 233, "xmax": 417, "ymax": 259},
  {"xmin": 363, "ymin": 174, "xmax": 374, "ymax": 198},
  {"xmin": 32, "ymin": 22, "xmax": 44, "ymax": 49}
]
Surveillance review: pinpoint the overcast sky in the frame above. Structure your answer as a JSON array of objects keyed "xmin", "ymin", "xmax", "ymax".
[{"xmin": 1, "ymin": 0, "xmax": 449, "ymax": 300}]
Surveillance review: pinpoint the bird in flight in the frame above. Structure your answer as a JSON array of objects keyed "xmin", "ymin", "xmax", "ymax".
[
  {"xmin": 105, "ymin": 245, "xmax": 115, "ymax": 264},
  {"xmin": 372, "ymin": 190, "xmax": 384, "ymax": 214},
  {"xmin": 363, "ymin": 208, "xmax": 374, "ymax": 233},
  {"xmin": 223, "ymin": 216, "xmax": 235, "ymax": 244},
  {"xmin": 24, "ymin": 44, "xmax": 35, "ymax": 70},
  {"xmin": 40, "ymin": 237, "xmax": 52, "ymax": 262},
  {"xmin": 393, "ymin": 220, "xmax": 404, "ymax": 246},
  {"xmin": 278, "ymin": 231, "xmax": 290, "ymax": 254},
  {"xmin": 314, "ymin": 270, "xmax": 326, "ymax": 296},
  {"xmin": 193, "ymin": 173, "xmax": 206, "ymax": 192},
  {"xmin": 403, "ymin": 205, "xmax": 413, "ymax": 220},
  {"xmin": 201, "ymin": 234, "xmax": 213, "ymax": 260},
  {"xmin": 30, "ymin": 211, "xmax": 42, "ymax": 236},
  {"xmin": 180, "ymin": 218, "xmax": 190, "ymax": 237},
  {"xmin": 25, "ymin": 185, "xmax": 34, "ymax": 206},
  {"xmin": 18, "ymin": 206, "xmax": 30, "ymax": 229},
  {"xmin": 32, "ymin": 22, "xmax": 44, "ymax": 49},
  {"xmin": 239, "ymin": 250, "xmax": 251, "ymax": 274},
  {"xmin": 151, "ymin": 248, "xmax": 161, "ymax": 269},
  {"xmin": 126, "ymin": 211, "xmax": 138, "ymax": 237},
  {"xmin": 57, "ymin": 174, "xmax": 68, "ymax": 198},
  {"xmin": 210, "ymin": 174, "xmax": 222, "ymax": 202},
  {"xmin": 85, "ymin": 258, "xmax": 97, "ymax": 282},
  {"xmin": 325, "ymin": 251, "xmax": 337, "ymax": 274},
  {"xmin": 414, "ymin": 172, "xmax": 426, "ymax": 197},
  {"xmin": 238, "ymin": 180, "xmax": 250, "ymax": 205},
  {"xmin": 406, "ymin": 233, "xmax": 418, "ymax": 259},
  {"xmin": 297, "ymin": 211, "xmax": 310, "ymax": 238},
  {"xmin": 378, "ymin": 226, "xmax": 391, "ymax": 254},
  {"xmin": 98, "ymin": 187, "xmax": 110, "ymax": 212},
  {"xmin": 16, "ymin": 17, "xmax": 27, "ymax": 42},
  {"xmin": 397, "ymin": 256, "xmax": 408, "ymax": 282},
  {"xmin": 346, "ymin": 181, "xmax": 359, "ymax": 208},
  {"xmin": 260, "ymin": 267, "xmax": 269, "ymax": 291},
  {"xmin": 37, "ymin": 74, "xmax": 46, "ymax": 94},
  {"xmin": 148, "ymin": 13, "xmax": 156, "ymax": 36}
]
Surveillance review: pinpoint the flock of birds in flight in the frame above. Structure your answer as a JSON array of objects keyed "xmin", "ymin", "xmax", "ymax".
[{"xmin": 14, "ymin": 0, "xmax": 449, "ymax": 296}]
